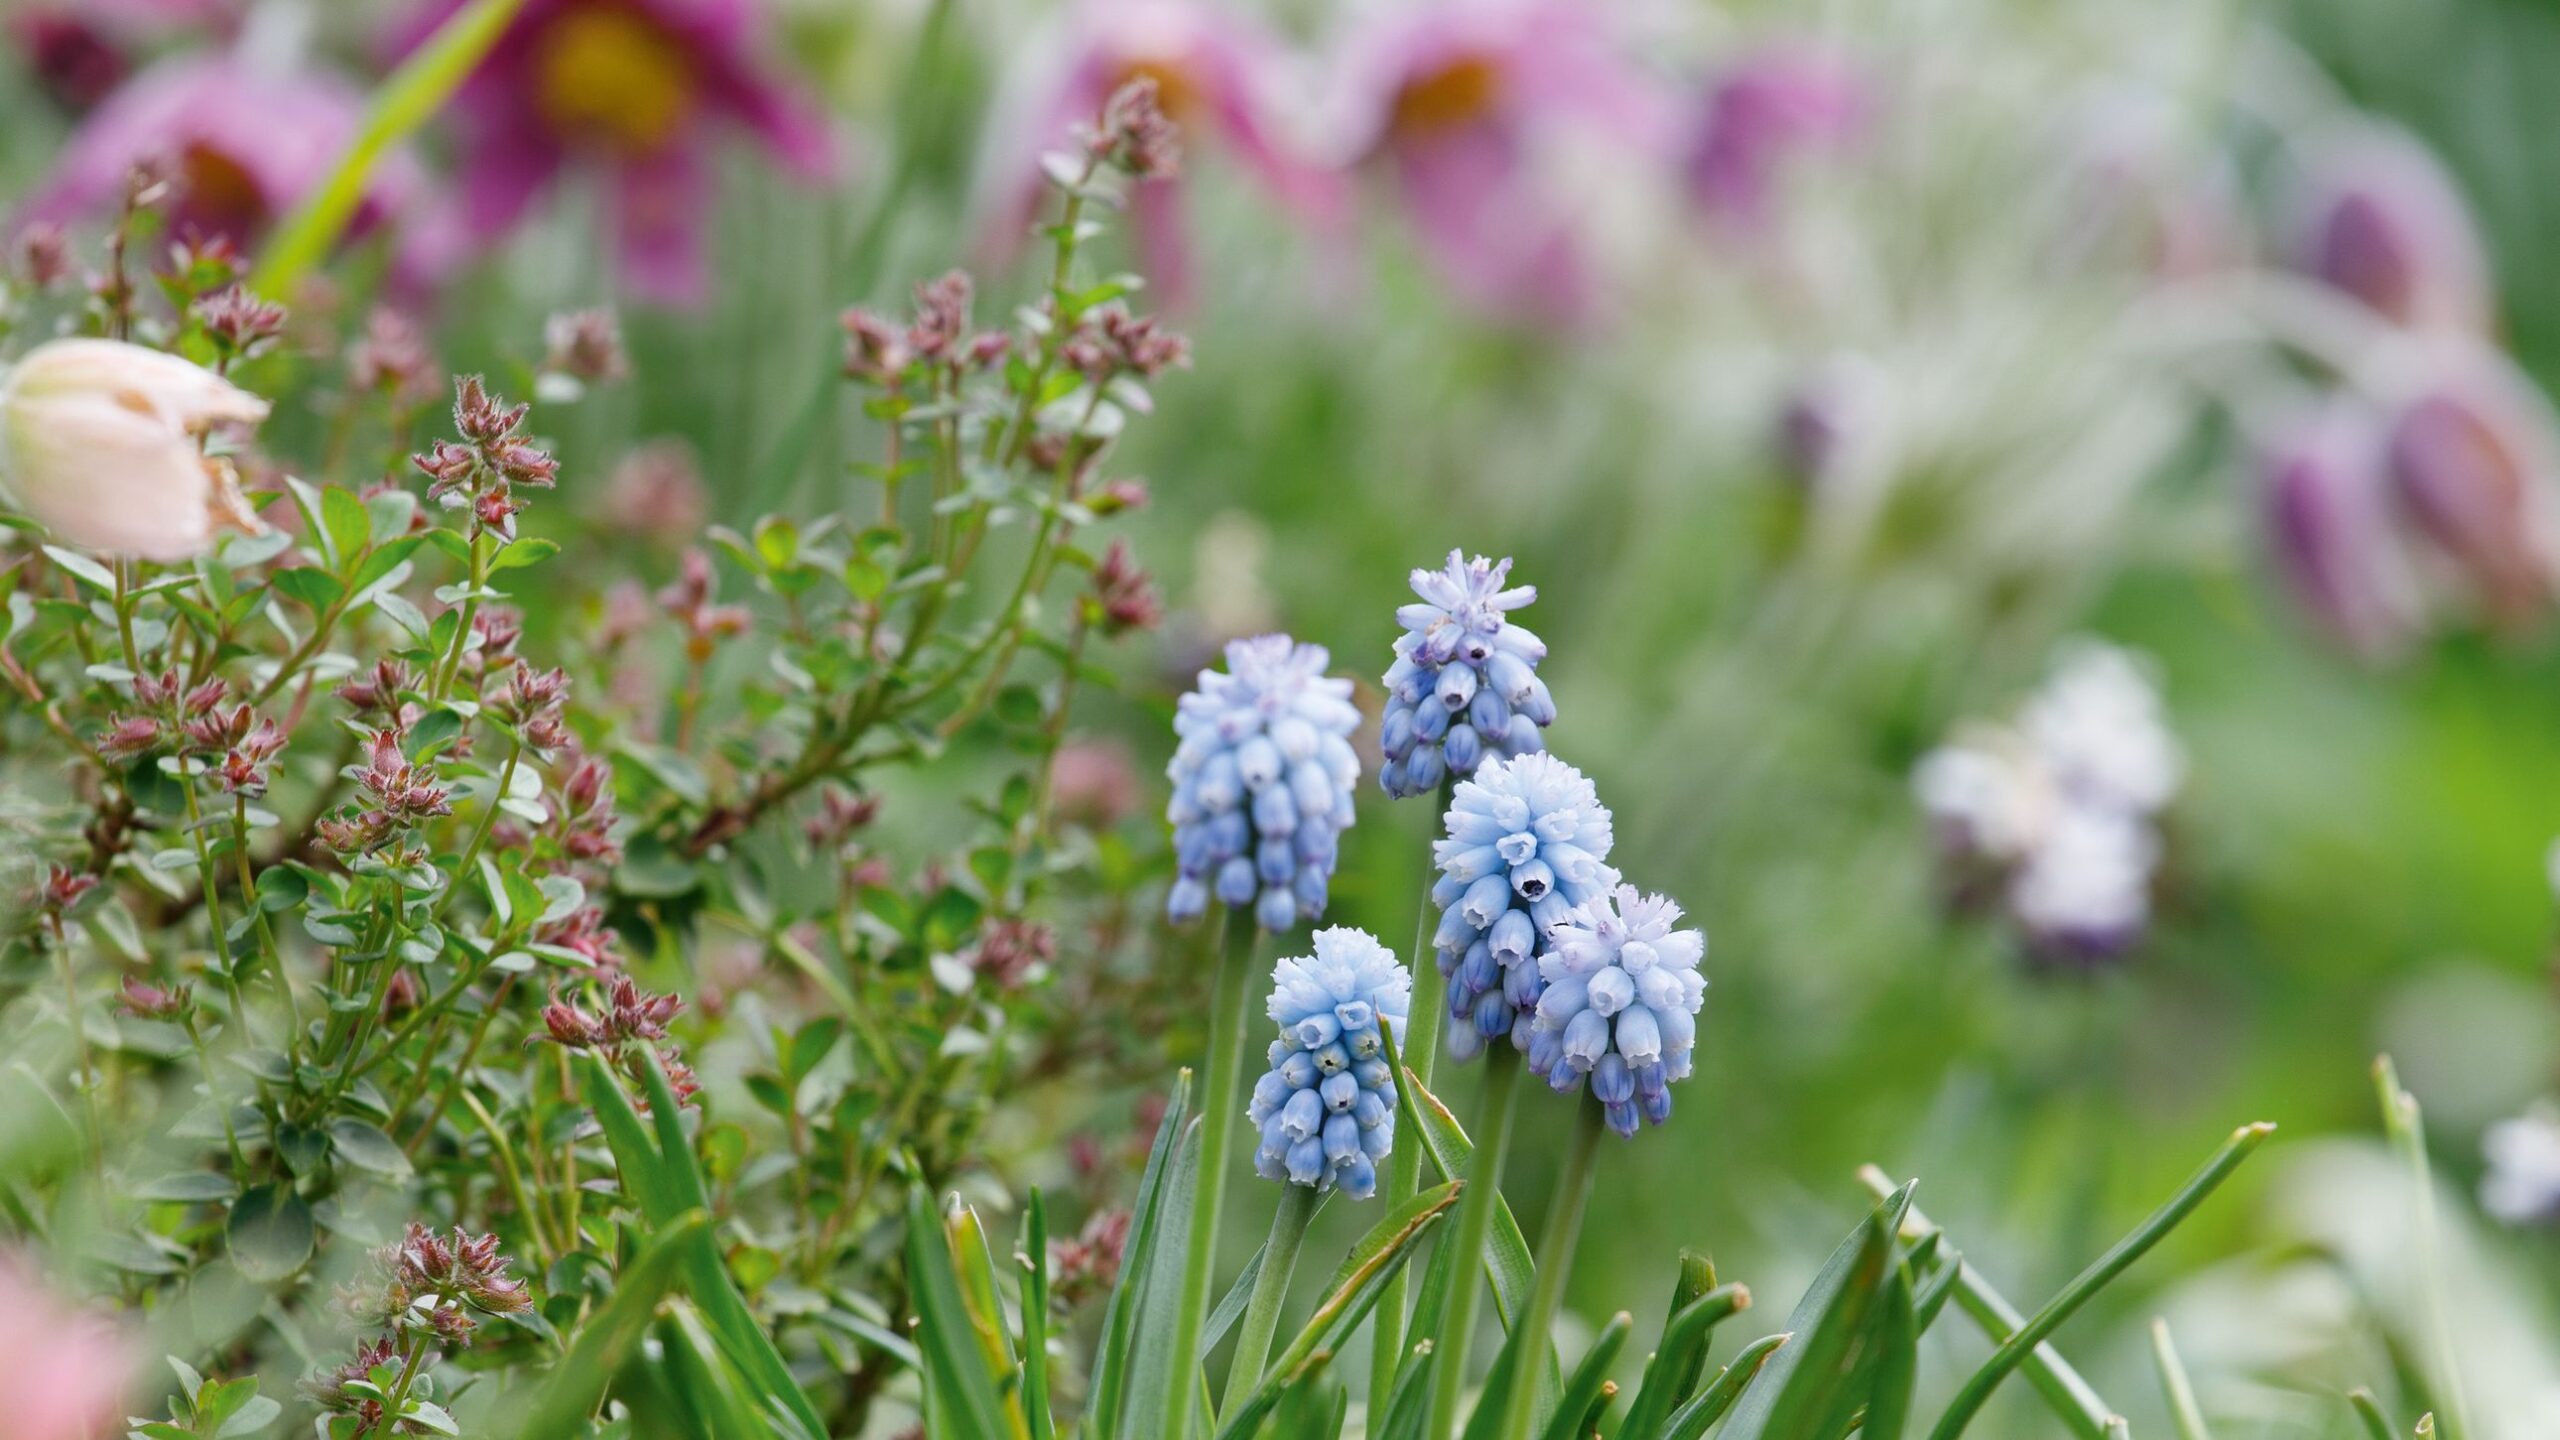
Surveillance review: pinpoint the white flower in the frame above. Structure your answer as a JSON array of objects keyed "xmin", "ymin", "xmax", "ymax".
[
  {"xmin": 2484, "ymin": 1107, "xmax": 2560, "ymax": 1226},
  {"xmin": 0, "ymin": 338, "xmax": 271, "ymax": 562},
  {"xmin": 2018, "ymin": 642, "xmax": 2184, "ymax": 815}
]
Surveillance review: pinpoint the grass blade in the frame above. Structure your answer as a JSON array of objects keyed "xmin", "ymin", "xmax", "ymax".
[
  {"xmin": 2151, "ymin": 1317, "xmax": 2212, "ymax": 1440},
  {"xmin": 2376, "ymin": 1057, "xmax": 2474, "ymax": 1440},
  {"xmin": 1535, "ymin": 1312, "xmax": 1631, "ymax": 1440},
  {"xmin": 1715, "ymin": 1182, "xmax": 1910, "ymax": 1440},
  {"xmin": 2347, "ymin": 1388, "xmax": 2397, "ymax": 1440},
  {"xmin": 512, "ymin": 1210, "xmax": 708, "ymax": 1439},
  {"xmin": 1215, "ymin": 1180, "xmax": 1462, "ymax": 1440},
  {"xmin": 1619, "ymin": 1282, "xmax": 1751, "ymax": 1439},
  {"xmin": 1090, "ymin": 1068, "xmax": 1194, "ymax": 1437},
  {"xmin": 1925, "ymin": 1123, "xmax": 2274, "ymax": 1440},
  {"xmin": 1022, "ymin": 1192, "xmax": 1057, "ymax": 1440},
  {"xmin": 1663, "ymin": 1333, "xmax": 1790, "ymax": 1440},
  {"xmin": 906, "ymin": 1187, "xmax": 1015, "ymax": 1439}
]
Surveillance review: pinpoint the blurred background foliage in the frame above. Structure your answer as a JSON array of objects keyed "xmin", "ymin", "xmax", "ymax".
[{"xmin": 12, "ymin": 0, "xmax": 2560, "ymax": 1433}]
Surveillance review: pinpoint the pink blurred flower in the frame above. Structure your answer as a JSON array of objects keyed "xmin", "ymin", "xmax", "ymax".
[
  {"xmin": 1339, "ymin": 0, "xmax": 1673, "ymax": 323},
  {"xmin": 393, "ymin": 0, "xmax": 838, "ymax": 307},
  {"xmin": 15, "ymin": 52, "xmax": 453, "ymax": 282},
  {"xmin": 0, "ymin": 1255, "xmax": 132, "ymax": 1440},
  {"xmin": 1683, "ymin": 43, "xmax": 1865, "ymax": 229},
  {"xmin": 2290, "ymin": 126, "xmax": 2489, "ymax": 334},
  {"xmin": 2256, "ymin": 401, "xmax": 2426, "ymax": 660},
  {"xmin": 986, "ymin": 0, "xmax": 1338, "ymax": 309},
  {"xmin": 2382, "ymin": 346, "xmax": 2560, "ymax": 626}
]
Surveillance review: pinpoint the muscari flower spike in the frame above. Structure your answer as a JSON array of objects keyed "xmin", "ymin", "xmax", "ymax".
[
  {"xmin": 1166, "ymin": 635, "xmax": 1362, "ymax": 932},
  {"xmin": 1379, "ymin": 550, "xmax": 1556, "ymax": 798},
  {"xmin": 1431, "ymin": 752, "xmax": 1617, "ymax": 1062},
  {"xmin": 1529, "ymin": 885, "xmax": 1706, "ymax": 1136},
  {"xmin": 1248, "ymin": 927, "xmax": 1410, "ymax": 1199}
]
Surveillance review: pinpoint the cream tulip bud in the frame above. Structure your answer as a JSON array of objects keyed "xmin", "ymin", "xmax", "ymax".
[{"xmin": 0, "ymin": 338, "xmax": 271, "ymax": 562}]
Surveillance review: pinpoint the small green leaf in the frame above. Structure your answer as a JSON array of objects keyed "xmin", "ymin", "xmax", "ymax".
[
  {"xmin": 328, "ymin": 1118, "xmax": 414, "ymax": 1179},
  {"xmin": 227, "ymin": 1185, "xmax": 315, "ymax": 1282}
]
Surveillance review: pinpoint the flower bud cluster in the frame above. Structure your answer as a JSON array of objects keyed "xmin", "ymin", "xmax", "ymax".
[
  {"xmin": 1527, "ymin": 886, "xmax": 1707, "ymax": 1136},
  {"xmin": 317, "ymin": 729, "xmax": 454, "ymax": 857},
  {"xmin": 1165, "ymin": 635, "xmax": 1362, "ymax": 931},
  {"xmin": 411, "ymin": 376, "xmax": 556, "ymax": 543},
  {"xmin": 1379, "ymin": 552, "xmax": 1554, "ymax": 797},
  {"xmin": 1429, "ymin": 754, "xmax": 1619, "ymax": 1061},
  {"xmin": 1246, "ymin": 927, "xmax": 1408, "ymax": 1199}
]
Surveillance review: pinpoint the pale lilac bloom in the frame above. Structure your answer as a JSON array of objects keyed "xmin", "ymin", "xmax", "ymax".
[
  {"xmin": 0, "ymin": 1255, "xmax": 131, "ymax": 1440},
  {"xmin": 985, "ymin": 0, "xmax": 1338, "ymax": 309},
  {"xmin": 2289, "ymin": 125, "xmax": 2489, "ymax": 334},
  {"xmin": 391, "ymin": 0, "xmax": 838, "ymax": 306},
  {"xmin": 2256, "ymin": 401, "xmax": 2428, "ymax": 660},
  {"xmin": 2381, "ymin": 344, "xmax": 2560, "ymax": 627},
  {"xmin": 2483, "ymin": 1106, "xmax": 2560, "ymax": 1226},
  {"xmin": 1337, "ymin": 0, "xmax": 1674, "ymax": 322},
  {"xmin": 1683, "ymin": 42, "xmax": 1865, "ymax": 229},
  {"xmin": 15, "ymin": 52, "xmax": 452, "ymax": 279}
]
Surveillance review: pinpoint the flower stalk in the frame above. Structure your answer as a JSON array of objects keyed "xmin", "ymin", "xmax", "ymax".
[
  {"xmin": 1220, "ymin": 1179, "xmax": 1320, "ymax": 1416},
  {"xmin": 1159, "ymin": 905, "xmax": 1263, "ymax": 1440},
  {"xmin": 1425, "ymin": 1043, "xmax": 1524, "ymax": 1440},
  {"xmin": 1496, "ymin": 1098, "xmax": 1606, "ymax": 1440}
]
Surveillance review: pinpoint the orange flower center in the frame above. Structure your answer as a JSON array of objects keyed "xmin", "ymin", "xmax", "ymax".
[
  {"xmin": 1112, "ymin": 56, "xmax": 1202, "ymax": 125},
  {"xmin": 1390, "ymin": 54, "xmax": 1503, "ymax": 137},
  {"xmin": 535, "ymin": 7, "xmax": 696, "ymax": 152}
]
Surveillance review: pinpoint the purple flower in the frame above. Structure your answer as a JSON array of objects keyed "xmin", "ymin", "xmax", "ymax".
[
  {"xmin": 1683, "ymin": 42, "xmax": 1865, "ymax": 229},
  {"xmin": 391, "ymin": 0, "xmax": 838, "ymax": 306},
  {"xmin": 15, "ymin": 51, "xmax": 453, "ymax": 280},
  {"xmin": 1339, "ymin": 0, "xmax": 1673, "ymax": 323},
  {"xmin": 2382, "ymin": 346, "xmax": 2560, "ymax": 626},
  {"xmin": 2256, "ymin": 401, "xmax": 2426, "ymax": 659},
  {"xmin": 986, "ymin": 0, "xmax": 1339, "ymax": 309},
  {"xmin": 2289, "ymin": 126, "xmax": 2489, "ymax": 334}
]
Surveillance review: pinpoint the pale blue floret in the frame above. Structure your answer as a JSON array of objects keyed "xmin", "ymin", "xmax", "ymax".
[
  {"xmin": 1380, "ymin": 552, "xmax": 1556, "ymax": 799},
  {"xmin": 1165, "ymin": 635, "xmax": 1363, "ymax": 930},
  {"xmin": 1429, "ymin": 753, "xmax": 1617, "ymax": 1063},
  {"xmin": 1528, "ymin": 884, "xmax": 1707, "ymax": 1136},
  {"xmin": 1247, "ymin": 927, "xmax": 1412, "ymax": 1199}
]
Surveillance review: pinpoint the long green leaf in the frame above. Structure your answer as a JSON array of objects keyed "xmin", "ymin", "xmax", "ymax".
[
  {"xmin": 1090, "ymin": 1069, "xmax": 1195, "ymax": 1438},
  {"xmin": 655, "ymin": 1302, "xmax": 779, "ymax": 1438},
  {"xmin": 2151, "ymin": 1318, "xmax": 2212, "ymax": 1440},
  {"xmin": 512, "ymin": 1211, "xmax": 708, "ymax": 1439},
  {"xmin": 1716, "ymin": 1184, "xmax": 1910, "ymax": 1440},
  {"xmin": 1390, "ymin": 1045, "xmax": 1539, "ymax": 1325},
  {"xmin": 1023, "ymin": 1192, "xmax": 1057, "ymax": 1440},
  {"xmin": 1619, "ymin": 1282, "xmax": 1752, "ymax": 1439},
  {"xmin": 1215, "ymin": 1181, "xmax": 1463, "ymax": 1440},
  {"xmin": 944, "ymin": 1196, "xmax": 1028, "ymax": 1436},
  {"xmin": 907, "ymin": 1187, "xmax": 1014, "ymax": 1439},
  {"xmin": 249, "ymin": 0, "xmax": 531, "ymax": 294},
  {"xmin": 1859, "ymin": 1255, "xmax": 1919, "ymax": 1440},
  {"xmin": 1664, "ymin": 1334, "xmax": 1790, "ymax": 1440},
  {"xmin": 2346, "ymin": 1389, "xmax": 2396, "ymax": 1440},
  {"xmin": 1373, "ymin": 1346, "xmax": 1439, "ymax": 1440},
  {"xmin": 1535, "ymin": 1312, "xmax": 1631, "ymax": 1440},
  {"xmin": 1925, "ymin": 1124, "xmax": 2273, "ymax": 1440}
]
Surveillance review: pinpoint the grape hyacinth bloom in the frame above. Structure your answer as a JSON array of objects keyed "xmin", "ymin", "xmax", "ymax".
[
  {"xmin": 1379, "ymin": 550, "xmax": 1555, "ymax": 798},
  {"xmin": 1247, "ymin": 927, "xmax": 1410, "ymax": 1198},
  {"xmin": 2257, "ymin": 400, "xmax": 2428, "ymax": 661},
  {"xmin": 2381, "ymin": 347, "xmax": 2560, "ymax": 627},
  {"xmin": 390, "ymin": 0, "xmax": 837, "ymax": 305},
  {"xmin": 2289, "ymin": 125, "xmax": 2489, "ymax": 335},
  {"xmin": 1528, "ymin": 885, "xmax": 1706, "ymax": 1136},
  {"xmin": 1912, "ymin": 641, "xmax": 2183, "ymax": 965},
  {"xmin": 1165, "ymin": 635, "xmax": 1362, "ymax": 932},
  {"xmin": 1431, "ymin": 752, "xmax": 1617, "ymax": 1061}
]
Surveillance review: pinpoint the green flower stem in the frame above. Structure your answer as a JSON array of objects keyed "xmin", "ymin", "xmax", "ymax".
[
  {"xmin": 2377, "ymin": 1056, "xmax": 2472, "ymax": 1440},
  {"xmin": 1369, "ymin": 800, "xmax": 1455, "ymax": 1423},
  {"xmin": 432, "ymin": 532, "xmax": 492, "ymax": 701},
  {"xmin": 177, "ymin": 773, "xmax": 248, "ymax": 1029},
  {"xmin": 1926, "ymin": 1122, "xmax": 2275, "ymax": 1440},
  {"xmin": 231, "ymin": 793, "xmax": 296, "ymax": 1028},
  {"xmin": 1220, "ymin": 1179, "xmax": 1321, "ymax": 1417},
  {"xmin": 1425, "ymin": 1044, "xmax": 1525, "ymax": 1440},
  {"xmin": 249, "ymin": 0, "xmax": 533, "ymax": 297},
  {"xmin": 1495, "ymin": 1098, "xmax": 1605, "ymax": 1440},
  {"xmin": 1158, "ymin": 907, "xmax": 1264, "ymax": 1440}
]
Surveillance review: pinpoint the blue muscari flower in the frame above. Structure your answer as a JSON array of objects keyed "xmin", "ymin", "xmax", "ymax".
[
  {"xmin": 1528, "ymin": 885, "xmax": 1706, "ymax": 1137},
  {"xmin": 1247, "ymin": 927, "xmax": 1411, "ymax": 1199},
  {"xmin": 1429, "ymin": 753, "xmax": 1616, "ymax": 1063},
  {"xmin": 1165, "ymin": 635, "xmax": 1363, "ymax": 932},
  {"xmin": 1379, "ymin": 551, "xmax": 1555, "ymax": 798}
]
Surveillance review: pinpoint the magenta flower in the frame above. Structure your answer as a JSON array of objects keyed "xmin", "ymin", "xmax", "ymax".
[
  {"xmin": 0, "ymin": 1255, "xmax": 131, "ymax": 1440},
  {"xmin": 1338, "ymin": 0, "xmax": 1674, "ymax": 323},
  {"xmin": 15, "ymin": 52, "xmax": 452, "ymax": 279},
  {"xmin": 393, "ymin": 0, "xmax": 837, "ymax": 307},
  {"xmin": 985, "ymin": 0, "xmax": 1338, "ymax": 310},
  {"xmin": 1683, "ymin": 42, "xmax": 1865, "ymax": 229},
  {"xmin": 2289, "ymin": 126, "xmax": 2489, "ymax": 334}
]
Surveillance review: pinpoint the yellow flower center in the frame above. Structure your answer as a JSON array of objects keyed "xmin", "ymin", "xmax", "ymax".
[
  {"xmin": 535, "ymin": 7, "xmax": 696, "ymax": 152},
  {"xmin": 1390, "ymin": 54, "xmax": 1503, "ymax": 138}
]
